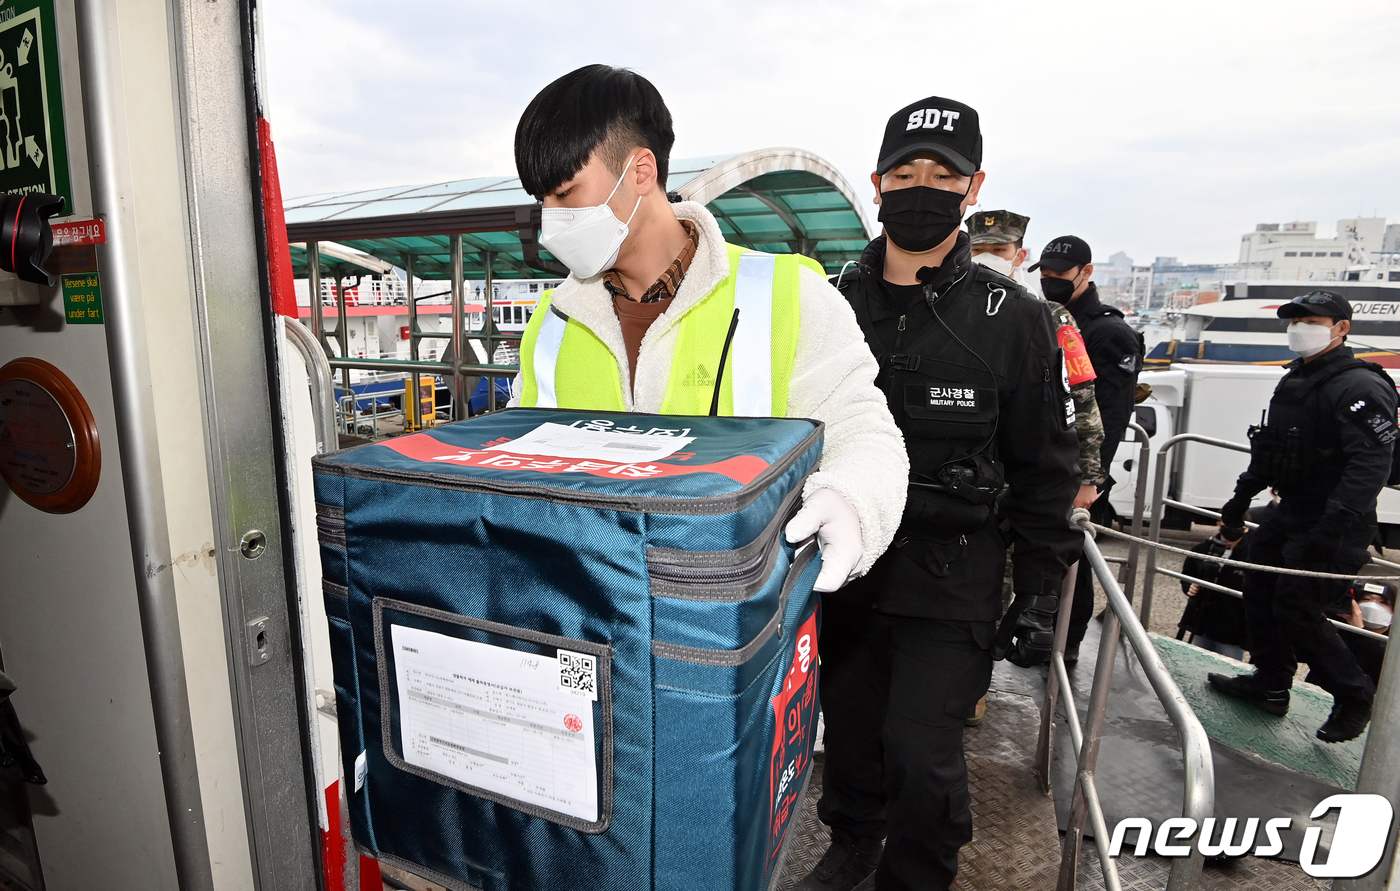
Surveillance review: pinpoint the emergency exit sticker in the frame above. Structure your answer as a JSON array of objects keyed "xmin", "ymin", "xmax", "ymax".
[{"xmin": 61, "ymin": 273, "xmax": 101, "ymax": 324}]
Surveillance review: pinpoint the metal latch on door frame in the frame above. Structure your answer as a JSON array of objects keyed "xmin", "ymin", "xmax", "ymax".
[{"xmin": 245, "ymin": 616, "xmax": 272, "ymax": 666}]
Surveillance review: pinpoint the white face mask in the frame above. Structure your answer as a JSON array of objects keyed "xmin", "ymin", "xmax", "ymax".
[
  {"xmin": 1359, "ymin": 600, "xmax": 1393, "ymax": 630},
  {"xmin": 972, "ymin": 252, "xmax": 1014, "ymax": 277},
  {"xmin": 1286, "ymin": 320, "xmax": 1339, "ymax": 357},
  {"xmin": 538, "ymin": 155, "xmax": 642, "ymax": 280}
]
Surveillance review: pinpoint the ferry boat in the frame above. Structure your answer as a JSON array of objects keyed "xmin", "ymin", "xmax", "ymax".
[
  {"xmin": 1146, "ymin": 271, "xmax": 1400, "ymax": 366},
  {"xmin": 293, "ymin": 264, "xmax": 552, "ymax": 423}
]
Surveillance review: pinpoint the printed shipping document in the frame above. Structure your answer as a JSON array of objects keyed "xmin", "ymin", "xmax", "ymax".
[
  {"xmin": 487, "ymin": 422, "xmax": 694, "ymax": 462},
  {"xmin": 391, "ymin": 624, "xmax": 599, "ymax": 822}
]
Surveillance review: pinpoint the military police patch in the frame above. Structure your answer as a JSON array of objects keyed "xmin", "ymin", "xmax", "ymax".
[
  {"xmin": 1057, "ymin": 351, "xmax": 1075, "ymax": 429},
  {"xmin": 1350, "ymin": 398, "xmax": 1399, "ymax": 445},
  {"xmin": 927, "ymin": 385, "xmax": 980, "ymax": 412},
  {"xmin": 1118, "ymin": 354, "xmax": 1138, "ymax": 375}
]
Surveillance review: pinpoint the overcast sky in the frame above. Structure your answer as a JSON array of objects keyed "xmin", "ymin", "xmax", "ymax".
[{"xmin": 262, "ymin": 0, "xmax": 1399, "ymax": 267}]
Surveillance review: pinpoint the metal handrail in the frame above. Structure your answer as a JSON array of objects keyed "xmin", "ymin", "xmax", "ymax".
[
  {"xmin": 1041, "ymin": 527, "xmax": 1215, "ymax": 891},
  {"xmin": 284, "ymin": 318, "xmax": 339, "ymax": 455},
  {"xmin": 1122, "ymin": 426, "xmax": 1400, "ymax": 887},
  {"xmin": 1118, "ymin": 421, "xmax": 1153, "ymax": 604},
  {"xmin": 1141, "ymin": 434, "xmax": 1252, "ymax": 628},
  {"xmin": 1148, "ymin": 499, "xmax": 1393, "ymax": 643},
  {"xmin": 1161, "ymin": 498, "xmax": 1258, "ymax": 527},
  {"xmin": 326, "ymin": 357, "xmax": 518, "ymax": 376},
  {"xmin": 302, "ymin": 236, "xmax": 521, "ymax": 423}
]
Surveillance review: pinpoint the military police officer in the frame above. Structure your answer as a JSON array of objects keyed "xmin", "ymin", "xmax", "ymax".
[
  {"xmin": 1210, "ymin": 291, "xmax": 1397, "ymax": 743},
  {"xmin": 1031, "ymin": 235, "xmax": 1143, "ymax": 661},
  {"xmin": 964, "ymin": 211, "xmax": 1107, "ymax": 729},
  {"xmin": 799, "ymin": 97, "xmax": 1081, "ymax": 891},
  {"xmin": 969, "ymin": 211, "xmax": 1106, "ymax": 510}
]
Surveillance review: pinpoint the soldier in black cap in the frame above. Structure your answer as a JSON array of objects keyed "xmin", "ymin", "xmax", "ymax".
[
  {"xmin": 1031, "ymin": 235, "xmax": 1144, "ymax": 661},
  {"xmin": 1210, "ymin": 291, "xmax": 1397, "ymax": 743},
  {"xmin": 800, "ymin": 97, "xmax": 1081, "ymax": 891}
]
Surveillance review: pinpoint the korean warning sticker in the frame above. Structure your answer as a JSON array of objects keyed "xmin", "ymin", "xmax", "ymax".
[{"xmin": 379, "ymin": 433, "xmax": 771, "ymax": 485}]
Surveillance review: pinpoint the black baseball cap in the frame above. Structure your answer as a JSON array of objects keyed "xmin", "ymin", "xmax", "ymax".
[
  {"xmin": 1278, "ymin": 290, "xmax": 1352, "ymax": 321},
  {"xmin": 1028, "ymin": 235, "xmax": 1092, "ymax": 273},
  {"xmin": 876, "ymin": 96, "xmax": 982, "ymax": 176}
]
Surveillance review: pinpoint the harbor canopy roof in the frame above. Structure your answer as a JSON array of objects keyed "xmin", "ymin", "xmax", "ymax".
[{"xmin": 284, "ymin": 149, "xmax": 875, "ymax": 281}]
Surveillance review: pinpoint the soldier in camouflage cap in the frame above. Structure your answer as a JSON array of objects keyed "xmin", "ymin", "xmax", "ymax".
[
  {"xmin": 969, "ymin": 211, "xmax": 1105, "ymax": 505},
  {"xmin": 969, "ymin": 209, "xmax": 1031, "ymax": 254},
  {"xmin": 961, "ymin": 210, "xmax": 1108, "ymax": 727}
]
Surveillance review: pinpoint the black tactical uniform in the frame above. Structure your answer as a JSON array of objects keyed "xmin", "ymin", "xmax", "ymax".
[
  {"xmin": 1060, "ymin": 280, "xmax": 1143, "ymax": 655},
  {"xmin": 816, "ymin": 232, "xmax": 1081, "ymax": 890},
  {"xmin": 1065, "ymin": 282, "xmax": 1142, "ymax": 473},
  {"xmin": 1212, "ymin": 292, "xmax": 1397, "ymax": 743}
]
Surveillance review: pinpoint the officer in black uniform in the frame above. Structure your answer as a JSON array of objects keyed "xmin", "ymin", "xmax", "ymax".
[
  {"xmin": 798, "ymin": 96, "xmax": 1081, "ymax": 891},
  {"xmin": 1210, "ymin": 291, "xmax": 1397, "ymax": 743},
  {"xmin": 1032, "ymin": 235, "xmax": 1144, "ymax": 661}
]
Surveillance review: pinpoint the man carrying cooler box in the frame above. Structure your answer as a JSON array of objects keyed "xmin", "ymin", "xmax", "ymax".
[{"xmin": 510, "ymin": 64, "xmax": 908, "ymax": 590}]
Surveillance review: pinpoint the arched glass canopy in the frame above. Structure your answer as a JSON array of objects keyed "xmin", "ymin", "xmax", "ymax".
[{"xmin": 284, "ymin": 149, "xmax": 874, "ymax": 282}]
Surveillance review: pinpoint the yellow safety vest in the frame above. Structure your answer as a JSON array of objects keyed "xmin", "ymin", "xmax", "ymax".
[{"xmin": 518, "ymin": 244, "xmax": 819, "ymax": 416}]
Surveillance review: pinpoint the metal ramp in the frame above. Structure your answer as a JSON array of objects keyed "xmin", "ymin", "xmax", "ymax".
[
  {"xmin": 772, "ymin": 685, "xmax": 1060, "ymax": 891},
  {"xmin": 769, "ymin": 621, "xmax": 1342, "ymax": 890}
]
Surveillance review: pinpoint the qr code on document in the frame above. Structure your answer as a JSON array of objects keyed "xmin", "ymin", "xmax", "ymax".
[{"xmin": 557, "ymin": 649, "xmax": 597, "ymax": 700}]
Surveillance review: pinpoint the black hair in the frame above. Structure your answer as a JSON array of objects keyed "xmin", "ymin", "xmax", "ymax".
[{"xmin": 514, "ymin": 65, "xmax": 675, "ymax": 200}]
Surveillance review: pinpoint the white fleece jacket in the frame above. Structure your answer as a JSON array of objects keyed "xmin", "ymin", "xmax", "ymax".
[{"xmin": 510, "ymin": 202, "xmax": 907, "ymax": 575}]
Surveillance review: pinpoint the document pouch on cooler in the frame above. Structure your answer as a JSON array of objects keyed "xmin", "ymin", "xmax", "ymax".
[{"xmin": 313, "ymin": 408, "xmax": 825, "ymax": 891}]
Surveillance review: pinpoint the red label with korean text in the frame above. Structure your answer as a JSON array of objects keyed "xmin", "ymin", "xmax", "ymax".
[
  {"xmin": 1058, "ymin": 324, "xmax": 1097, "ymax": 385},
  {"xmin": 378, "ymin": 433, "xmax": 771, "ymax": 486},
  {"xmin": 766, "ymin": 607, "xmax": 819, "ymax": 876},
  {"xmin": 51, "ymin": 220, "xmax": 106, "ymax": 248}
]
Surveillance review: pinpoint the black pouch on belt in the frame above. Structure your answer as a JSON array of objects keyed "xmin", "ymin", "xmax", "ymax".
[{"xmin": 903, "ymin": 453, "xmax": 1003, "ymax": 536}]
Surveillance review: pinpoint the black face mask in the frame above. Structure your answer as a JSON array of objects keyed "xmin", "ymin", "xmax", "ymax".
[
  {"xmin": 1041, "ymin": 275, "xmax": 1077, "ymax": 304},
  {"xmin": 877, "ymin": 185, "xmax": 967, "ymax": 254}
]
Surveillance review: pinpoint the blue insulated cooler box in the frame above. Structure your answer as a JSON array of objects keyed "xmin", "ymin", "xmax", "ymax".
[{"xmin": 313, "ymin": 409, "xmax": 824, "ymax": 891}]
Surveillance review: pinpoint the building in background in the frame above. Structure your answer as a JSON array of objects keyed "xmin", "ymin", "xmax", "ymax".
[
  {"xmin": 1118, "ymin": 217, "xmax": 1400, "ymax": 311},
  {"xmin": 1093, "ymin": 250, "xmax": 1136, "ymax": 308},
  {"xmin": 1141, "ymin": 257, "xmax": 1241, "ymax": 310},
  {"xmin": 1237, "ymin": 218, "xmax": 1400, "ymax": 280}
]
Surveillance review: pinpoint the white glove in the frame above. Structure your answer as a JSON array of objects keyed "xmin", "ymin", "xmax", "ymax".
[{"xmin": 785, "ymin": 488, "xmax": 864, "ymax": 593}]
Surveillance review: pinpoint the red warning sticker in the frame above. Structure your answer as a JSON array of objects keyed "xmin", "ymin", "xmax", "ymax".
[
  {"xmin": 1058, "ymin": 324, "xmax": 1097, "ymax": 385},
  {"xmin": 378, "ymin": 433, "xmax": 771, "ymax": 485},
  {"xmin": 51, "ymin": 220, "xmax": 106, "ymax": 247},
  {"xmin": 766, "ymin": 607, "xmax": 820, "ymax": 875}
]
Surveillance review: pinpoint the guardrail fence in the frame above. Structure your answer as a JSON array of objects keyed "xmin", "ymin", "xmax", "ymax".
[
  {"xmin": 1038, "ymin": 523, "xmax": 1215, "ymax": 891},
  {"xmin": 302, "ymin": 235, "xmax": 523, "ymax": 438}
]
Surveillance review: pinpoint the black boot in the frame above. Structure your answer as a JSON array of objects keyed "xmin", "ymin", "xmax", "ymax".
[
  {"xmin": 795, "ymin": 829, "xmax": 882, "ymax": 891},
  {"xmin": 1317, "ymin": 698, "xmax": 1372, "ymax": 743},
  {"xmin": 1207, "ymin": 673, "xmax": 1289, "ymax": 716}
]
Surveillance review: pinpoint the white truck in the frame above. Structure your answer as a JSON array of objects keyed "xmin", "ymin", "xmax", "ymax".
[{"xmin": 1107, "ymin": 363, "xmax": 1400, "ymax": 542}]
